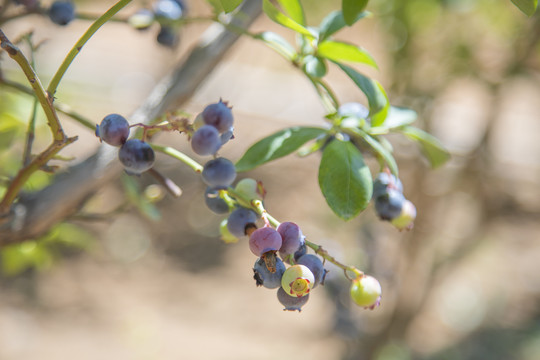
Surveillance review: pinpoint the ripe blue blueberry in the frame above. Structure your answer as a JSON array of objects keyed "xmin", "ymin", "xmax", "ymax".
[
  {"xmin": 118, "ymin": 139, "xmax": 155, "ymax": 175},
  {"xmin": 48, "ymin": 1, "xmax": 75, "ymax": 26},
  {"xmin": 372, "ymin": 172, "xmax": 403, "ymax": 199},
  {"xmin": 201, "ymin": 100, "xmax": 234, "ymax": 133},
  {"xmin": 201, "ymin": 157, "xmax": 236, "ymax": 187},
  {"xmin": 374, "ymin": 188, "xmax": 405, "ymax": 220},
  {"xmin": 277, "ymin": 287, "xmax": 309, "ymax": 312},
  {"xmin": 153, "ymin": 0, "xmax": 183, "ymax": 20},
  {"xmin": 96, "ymin": 114, "xmax": 130, "ymax": 146},
  {"xmin": 156, "ymin": 26, "xmax": 178, "ymax": 48},
  {"xmin": 204, "ymin": 186, "xmax": 230, "ymax": 214},
  {"xmin": 253, "ymin": 257, "xmax": 286, "ymax": 289},
  {"xmin": 191, "ymin": 125, "xmax": 222, "ymax": 156},
  {"xmin": 227, "ymin": 207, "xmax": 258, "ymax": 237}
]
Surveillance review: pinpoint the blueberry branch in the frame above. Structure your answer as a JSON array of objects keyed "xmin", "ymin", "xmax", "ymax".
[
  {"xmin": 46, "ymin": 0, "xmax": 133, "ymax": 97},
  {"xmin": 0, "ymin": 29, "xmax": 66, "ymax": 141},
  {"xmin": 0, "ymin": 29, "xmax": 78, "ymax": 216},
  {"xmin": 150, "ymin": 143, "xmax": 203, "ymax": 173}
]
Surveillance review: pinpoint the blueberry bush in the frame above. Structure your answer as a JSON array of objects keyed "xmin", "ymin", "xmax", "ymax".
[{"xmin": 0, "ymin": 0, "xmax": 536, "ymax": 320}]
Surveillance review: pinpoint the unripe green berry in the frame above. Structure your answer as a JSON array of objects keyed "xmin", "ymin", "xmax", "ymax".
[
  {"xmin": 281, "ymin": 264, "xmax": 314, "ymax": 298},
  {"xmin": 234, "ymin": 178, "xmax": 262, "ymax": 208},
  {"xmin": 391, "ymin": 199, "xmax": 416, "ymax": 231},
  {"xmin": 350, "ymin": 275, "xmax": 382, "ymax": 309}
]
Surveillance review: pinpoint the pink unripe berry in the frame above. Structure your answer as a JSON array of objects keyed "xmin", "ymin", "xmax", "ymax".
[{"xmin": 249, "ymin": 227, "xmax": 282, "ymax": 257}]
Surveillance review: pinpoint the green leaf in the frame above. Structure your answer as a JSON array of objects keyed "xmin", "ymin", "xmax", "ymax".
[
  {"xmin": 206, "ymin": 0, "xmax": 224, "ymax": 13},
  {"xmin": 255, "ymin": 31, "xmax": 297, "ymax": 61},
  {"xmin": 342, "ymin": 0, "xmax": 369, "ymax": 25},
  {"xmin": 511, "ymin": 0, "xmax": 538, "ymax": 16},
  {"xmin": 219, "ymin": 0, "xmax": 243, "ymax": 13},
  {"xmin": 318, "ymin": 139, "xmax": 372, "ymax": 220},
  {"xmin": 262, "ymin": 0, "xmax": 312, "ymax": 37},
  {"xmin": 276, "ymin": 0, "xmax": 305, "ymax": 25},
  {"xmin": 400, "ymin": 126, "xmax": 451, "ymax": 168},
  {"xmin": 370, "ymin": 81, "xmax": 389, "ymax": 127},
  {"xmin": 337, "ymin": 63, "xmax": 388, "ymax": 121},
  {"xmin": 318, "ymin": 40, "xmax": 377, "ymax": 69},
  {"xmin": 353, "ymin": 129, "xmax": 398, "ymax": 176},
  {"xmin": 318, "ymin": 10, "xmax": 370, "ymax": 42},
  {"xmin": 369, "ymin": 106, "xmax": 417, "ymax": 134},
  {"xmin": 303, "ymin": 55, "xmax": 327, "ymax": 78},
  {"xmin": 236, "ymin": 127, "xmax": 327, "ymax": 172}
]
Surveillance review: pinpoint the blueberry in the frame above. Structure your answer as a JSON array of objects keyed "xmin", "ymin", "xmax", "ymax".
[
  {"xmin": 201, "ymin": 157, "xmax": 236, "ymax": 187},
  {"xmin": 220, "ymin": 127, "xmax": 234, "ymax": 146},
  {"xmin": 296, "ymin": 254, "xmax": 327, "ymax": 288},
  {"xmin": 153, "ymin": 0, "xmax": 183, "ymax": 20},
  {"xmin": 201, "ymin": 100, "xmax": 234, "ymax": 133},
  {"xmin": 277, "ymin": 287, "xmax": 309, "ymax": 312},
  {"xmin": 191, "ymin": 125, "xmax": 222, "ymax": 156},
  {"xmin": 48, "ymin": 1, "xmax": 75, "ymax": 26},
  {"xmin": 253, "ymin": 257, "xmax": 286, "ymax": 289},
  {"xmin": 96, "ymin": 114, "xmax": 130, "ymax": 146},
  {"xmin": 372, "ymin": 172, "xmax": 403, "ymax": 199},
  {"xmin": 156, "ymin": 25, "xmax": 178, "ymax": 48},
  {"xmin": 277, "ymin": 222, "xmax": 305, "ymax": 262},
  {"xmin": 281, "ymin": 264, "xmax": 314, "ymax": 298},
  {"xmin": 249, "ymin": 227, "xmax": 282, "ymax": 257},
  {"xmin": 227, "ymin": 207, "xmax": 258, "ymax": 237},
  {"xmin": 128, "ymin": 9, "xmax": 154, "ymax": 31},
  {"xmin": 374, "ymin": 188, "xmax": 405, "ymax": 220},
  {"xmin": 204, "ymin": 186, "xmax": 230, "ymax": 214},
  {"xmin": 118, "ymin": 139, "xmax": 155, "ymax": 175}
]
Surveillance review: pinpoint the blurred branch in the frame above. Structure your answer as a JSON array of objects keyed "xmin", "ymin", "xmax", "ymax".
[{"xmin": 0, "ymin": 0, "xmax": 263, "ymax": 245}]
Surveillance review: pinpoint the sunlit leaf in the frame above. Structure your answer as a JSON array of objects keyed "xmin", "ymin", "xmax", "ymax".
[
  {"xmin": 219, "ymin": 0, "xmax": 243, "ymax": 13},
  {"xmin": 318, "ymin": 40, "xmax": 377, "ymax": 69},
  {"xmin": 236, "ymin": 127, "xmax": 327, "ymax": 172},
  {"xmin": 263, "ymin": 0, "xmax": 312, "ymax": 37},
  {"xmin": 318, "ymin": 10, "xmax": 370, "ymax": 42},
  {"xmin": 342, "ymin": 0, "xmax": 369, "ymax": 25},
  {"xmin": 511, "ymin": 0, "xmax": 538, "ymax": 16},
  {"xmin": 276, "ymin": 0, "xmax": 305, "ymax": 25},
  {"xmin": 255, "ymin": 31, "xmax": 297, "ymax": 61},
  {"xmin": 337, "ymin": 63, "xmax": 388, "ymax": 122},
  {"xmin": 400, "ymin": 126, "xmax": 451, "ymax": 168}
]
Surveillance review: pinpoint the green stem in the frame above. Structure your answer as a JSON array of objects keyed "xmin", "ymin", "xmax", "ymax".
[
  {"xmin": 305, "ymin": 239, "xmax": 363, "ymax": 279},
  {"xmin": 150, "ymin": 144, "xmax": 203, "ymax": 173},
  {"xmin": 46, "ymin": 0, "xmax": 133, "ymax": 96},
  {"xmin": 0, "ymin": 137, "xmax": 78, "ymax": 215},
  {"xmin": 0, "ymin": 29, "xmax": 66, "ymax": 141},
  {"xmin": 22, "ymin": 99, "xmax": 38, "ymax": 166},
  {"xmin": 0, "ymin": 78, "xmax": 96, "ymax": 130}
]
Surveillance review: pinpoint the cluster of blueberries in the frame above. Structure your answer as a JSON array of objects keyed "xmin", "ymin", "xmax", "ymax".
[
  {"xmin": 43, "ymin": 0, "xmax": 186, "ymax": 48},
  {"xmin": 208, "ymin": 183, "xmax": 329, "ymax": 311},
  {"xmin": 95, "ymin": 114, "xmax": 155, "ymax": 175},
  {"xmin": 95, "ymin": 100, "xmax": 387, "ymax": 311},
  {"xmin": 128, "ymin": 0, "xmax": 187, "ymax": 48},
  {"xmin": 372, "ymin": 172, "xmax": 416, "ymax": 230}
]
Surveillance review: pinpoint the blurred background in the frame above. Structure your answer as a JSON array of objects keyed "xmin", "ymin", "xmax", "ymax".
[{"xmin": 1, "ymin": 0, "xmax": 540, "ymax": 359}]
